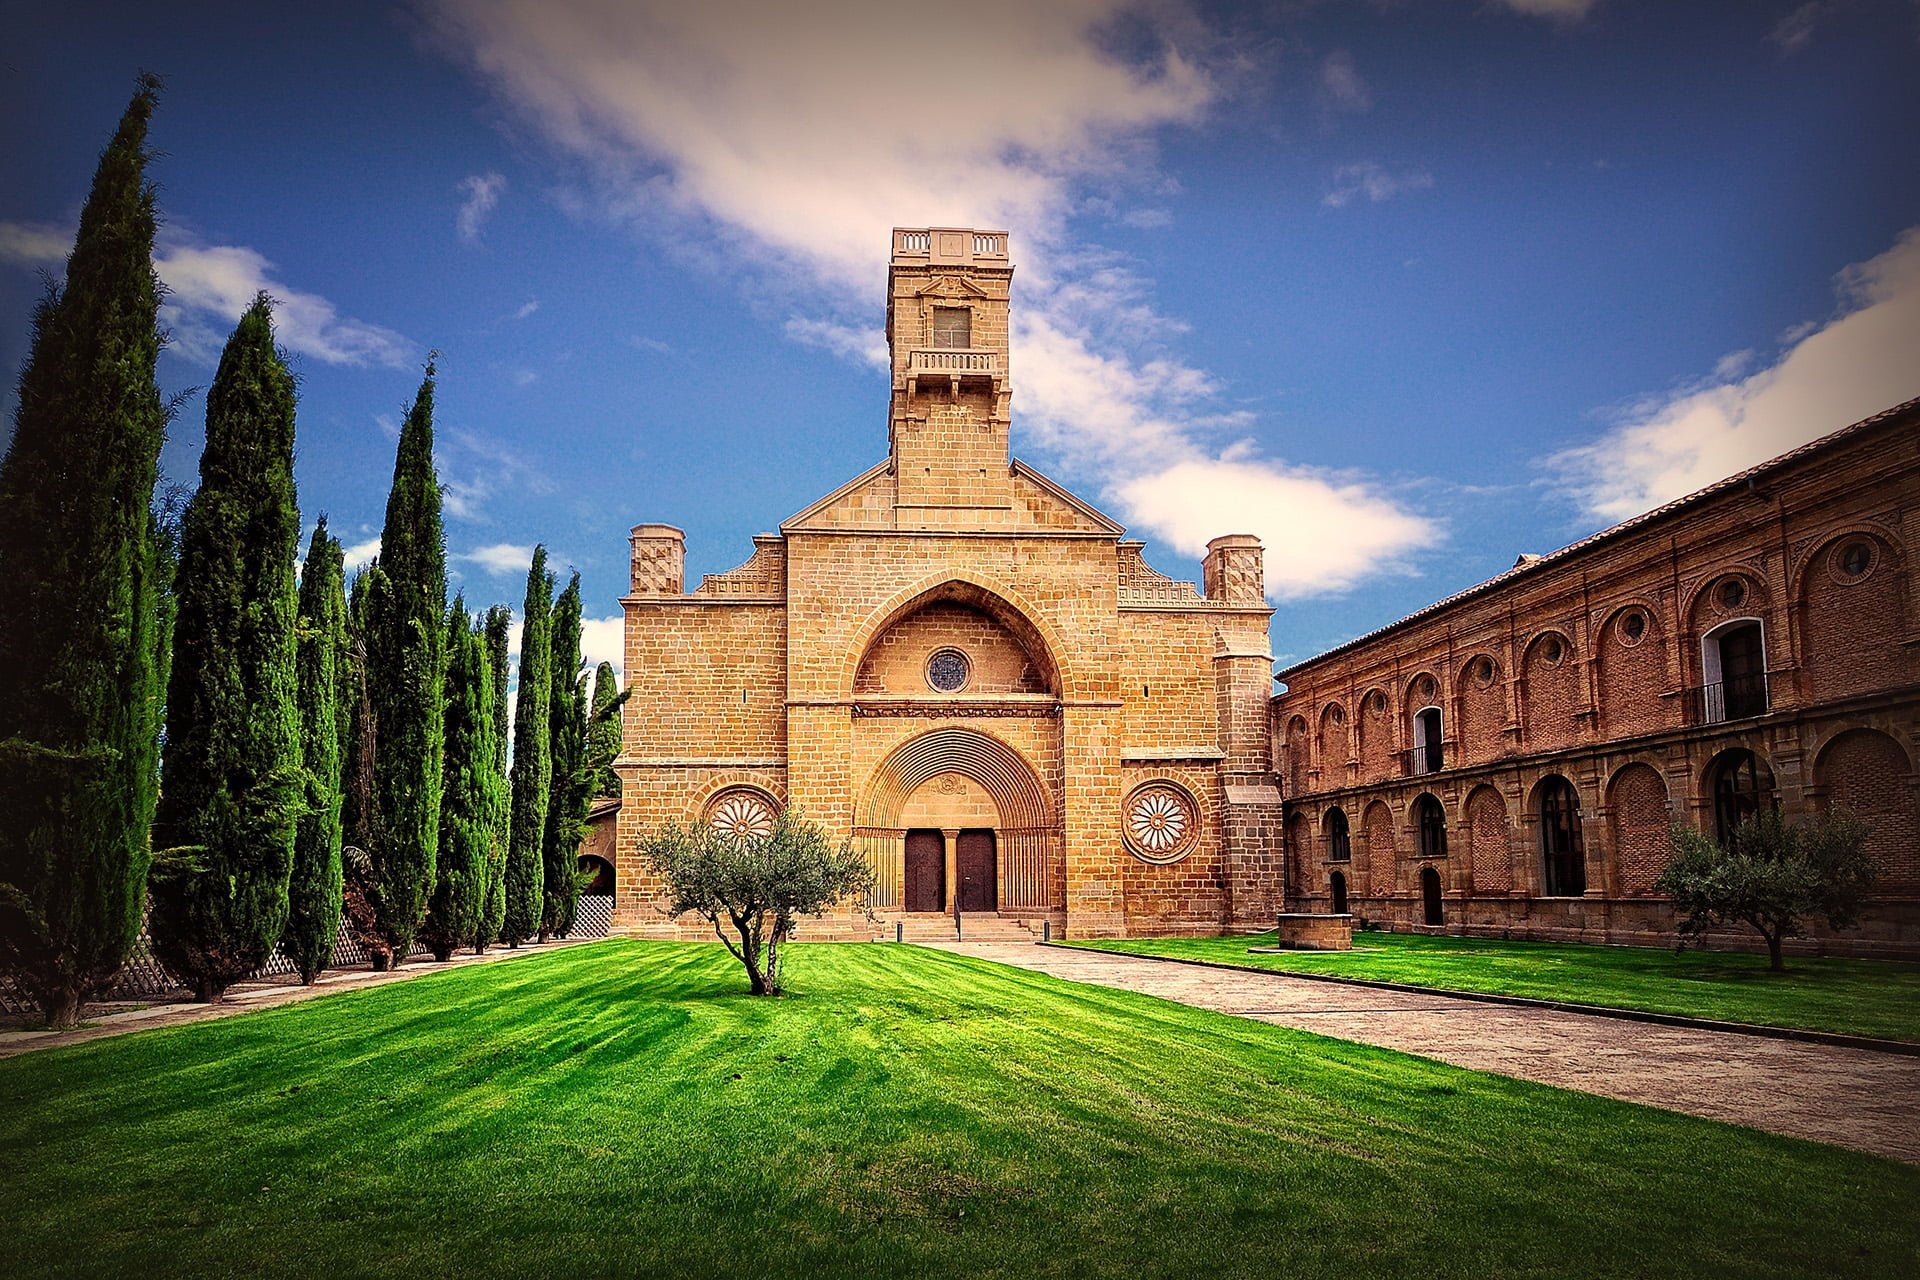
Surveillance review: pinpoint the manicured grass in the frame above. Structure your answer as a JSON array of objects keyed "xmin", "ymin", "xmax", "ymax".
[
  {"xmin": 1, "ymin": 942, "xmax": 1915, "ymax": 1279},
  {"xmin": 1066, "ymin": 931, "xmax": 1920, "ymax": 1042}
]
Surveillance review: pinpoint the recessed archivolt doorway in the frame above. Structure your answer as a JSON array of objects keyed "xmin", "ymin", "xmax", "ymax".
[{"xmin": 853, "ymin": 726, "xmax": 1059, "ymax": 912}]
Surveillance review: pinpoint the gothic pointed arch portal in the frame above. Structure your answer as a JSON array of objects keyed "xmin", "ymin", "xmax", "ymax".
[{"xmin": 854, "ymin": 726, "xmax": 1060, "ymax": 912}]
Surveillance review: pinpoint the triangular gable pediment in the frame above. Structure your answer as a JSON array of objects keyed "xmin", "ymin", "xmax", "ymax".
[
  {"xmin": 780, "ymin": 456, "xmax": 1126, "ymax": 536},
  {"xmin": 913, "ymin": 275, "xmax": 990, "ymax": 299}
]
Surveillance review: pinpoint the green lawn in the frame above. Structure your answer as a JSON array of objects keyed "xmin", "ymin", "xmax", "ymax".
[
  {"xmin": 1, "ymin": 942, "xmax": 1914, "ymax": 1279},
  {"xmin": 1064, "ymin": 931, "xmax": 1920, "ymax": 1043}
]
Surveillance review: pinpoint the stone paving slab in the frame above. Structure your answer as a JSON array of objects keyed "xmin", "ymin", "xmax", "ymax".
[
  {"xmin": 0, "ymin": 936, "xmax": 606, "ymax": 1060},
  {"xmin": 927, "ymin": 941, "xmax": 1920, "ymax": 1165}
]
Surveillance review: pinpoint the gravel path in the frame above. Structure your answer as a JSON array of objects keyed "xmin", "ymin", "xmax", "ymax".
[{"xmin": 928, "ymin": 941, "xmax": 1920, "ymax": 1164}]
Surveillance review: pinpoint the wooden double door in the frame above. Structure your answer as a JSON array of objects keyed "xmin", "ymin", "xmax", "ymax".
[{"xmin": 903, "ymin": 829, "xmax": 997, "ymax": 912}]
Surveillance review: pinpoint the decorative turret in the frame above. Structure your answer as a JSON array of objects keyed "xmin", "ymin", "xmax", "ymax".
[
  {"xmin": 1203, "ymin": 534, "xmax": 1266, "ymax": 606},
  {"xmin": 628, "ymin": 524, "xmax": 684, "ymax": 594},
  {"xmin": 886, "ymin": 228, "xmax": 1014, "ymax": 516}
]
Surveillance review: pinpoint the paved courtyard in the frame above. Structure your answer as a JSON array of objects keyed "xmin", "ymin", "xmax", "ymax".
[{"xmin": 930, "ymin": 941, "xmax": 1920, "ymax": 1164}]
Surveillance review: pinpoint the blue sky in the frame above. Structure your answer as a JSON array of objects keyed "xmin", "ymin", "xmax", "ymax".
[{"xmin": 4, "ymin": 0, "xmax": 1918, "ymax": 675}]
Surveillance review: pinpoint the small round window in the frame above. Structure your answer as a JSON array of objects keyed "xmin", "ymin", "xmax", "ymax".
[
  {"xmin": 926, "ymin": 647, "xmax": 971, "ymax": 693},
  {"xmin": 1328, "ymin": 704, "xmax": 1345, "ymax": 725},
  {"xmin": 1834, "ymin": 540, "xmax": 1875, "ymax": 582},
  {"xmin": 1471, "ymin": 657, "xmax": 1496, "ymax": 688},
  {"xmin": 1718, "ymin": 578, "xmax": 1747, "ymax": 610},
  {"xmin": 1368, "ymin": 691, "xmax": 1388, "ymax": 716},
  {"xmin": 1618, "ymin": 610, "xmax": 1647, "ymax": 646},
  {"xmin": 1539, "ymin": 635, "xmax": 1564, "ymax": 666}
]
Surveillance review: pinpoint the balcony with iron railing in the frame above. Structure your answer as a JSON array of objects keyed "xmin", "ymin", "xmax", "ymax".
[{"xmin": 1689, "ymin": 671, "xmax": 1770, "ymax": 725}]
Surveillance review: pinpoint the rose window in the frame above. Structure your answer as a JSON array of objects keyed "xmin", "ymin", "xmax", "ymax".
[
  {"xmin": 926, "ymin": 647, "xmax": 971, "ymax": 693},
  {"xmin": 1124, "ymin": 782, "xmax": 1199, "ymax": 864},
  {"xmin": 707, "ymin": 788, "xmax": 778, "ymax": 841}
]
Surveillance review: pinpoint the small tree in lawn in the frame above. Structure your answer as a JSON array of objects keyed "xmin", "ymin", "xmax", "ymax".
[
  {"xmin": 641, "ymin": 809, "xmax": 873, "ymax": 996},
  {"xmin": 1657, "ymin": 807, "xmax": 1876, "ymax": 972}
]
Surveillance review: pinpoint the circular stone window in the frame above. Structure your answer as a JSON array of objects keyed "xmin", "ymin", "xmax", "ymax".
[
  {"xmin": 1833, "ymin": 539, "xmax": 1875, "ymax": 583},
  {"xmin": 1328, "ymin": 704, "xmax": 1345, "ymax": 725},
  {"xmin": 706, "ymin": 788, "xmax": 779, "ymax": 841},
  {"xmin": 925, "ymin": 647, "xmax": 971, "ymax": 693},
  {"xmin": 1539, "ymin": 635, "xmax": 1565, "ymax": 666},
  {"xmin": 1471, "ymin": 657, "xmax": 1496, "ymax": 688},
  {"xmin": 1368, "ymin": 691, "xmax": 1388, "ymax": 716},
  {"xmin": 1618, "ymin": 609, "xmax": 1648, "ymax": 646},
  {"xmin": 1718, "ymin": 577, "xmax": 1747, "ymax": 610},
  {"xmin": 1124, "ymin": 781, "xmax": 1199, "ymax": 864}
]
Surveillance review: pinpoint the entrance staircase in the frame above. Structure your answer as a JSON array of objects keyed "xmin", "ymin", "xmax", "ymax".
[{"xmin": 891, "ymin": 915, "xmax": 1050, "ymax": 943}]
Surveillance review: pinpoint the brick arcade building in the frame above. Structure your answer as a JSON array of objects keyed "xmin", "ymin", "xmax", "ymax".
[
  {"xmin": 1271, "ymin": 398, "xmax": 1920, "ymax": 957},
  {"xmin": 606, "ymin": 229, "xmax": 1283, "ymax": 939}
]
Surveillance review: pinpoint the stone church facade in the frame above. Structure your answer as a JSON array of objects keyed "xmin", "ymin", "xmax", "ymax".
[
  {"xmin": 1271, "ymin": 397, "xmax": 1920, "ymax": 957},
  {"xmin": 608, "ymin": 228, "xmax": 1282, "ymax": 939}
]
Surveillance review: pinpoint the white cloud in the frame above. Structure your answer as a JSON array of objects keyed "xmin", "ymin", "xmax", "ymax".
[
  {"xmin": 0, "ymin": 221, "xmax": 413, "ymax": 368},
  {"xmin": 512, "ymin": 298, "xmax": 541, "ymax": 320},
  {"xmin": 457, "ymin": 172, "xmax": 508, "ymax": 243},
  {"xmin": 340, "ymin": 536, "xmax": 382, "ymax": 570},
  {"xmin": 425, "ymin": 0, "xmax": 1434, "ymax": 599},
  {"xmin": 579, "ymin": 614, "xmax": 624, "ymax": 680},
  {"xmin": 0, "ymin": 221, "xmax": 72, "ymax": 265},
  {"xmin": 1323, "ymin": 161, "xmax": 1434, "ymax": 208},
  {"xmin": 458, "ymin": 542, "xmax": 539, "ymax": 575},
  {"xmin": 1770, "ymin": 2, "xmax": 1833, "ymax": 51},
  {"xmin": 1497, "ymin": 0, "xmax": 1599, "ymax": 18},
  {"xmin": 1318, "ymin": 51, "xmax": 1371, "ymax": 113},
  {"xmin": 435, "ymin": 428, "xmax": 559, "ymax": 523},
  {"xmin": 1553, "ymin": 225, "xmax": 1920, "ymax": 522}
]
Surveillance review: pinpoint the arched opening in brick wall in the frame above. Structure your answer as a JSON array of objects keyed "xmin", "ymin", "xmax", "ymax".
[
  {"xmin": 1522, "ymin": 630, "xmax": 1581, "ymax": 751},
  {"xmin": 1800, "ymin": 532, "xmax": 1911, "ymax": 704},
  {"xmin": 1464, "ymin": 785, "xmax": 1511, "ymax": 893},
  {"xmin": 1706, "ymin": 748, "xmax": 1775, "ymax": 847},
  {"xmin": 1361, "ymin": 799, "xmax": 1396, "ymax": 896},
  {"xmin": 1700, "ymin": 619, "xmax": 1768, "ymax": 723},
  {"xmin": 1411, "ymin": 705, "xmax": 1444, "ymax": 775},
  {"xmin": 1420, "ymin": 866, "xmax": 1444, "ymax": 926},
  {"xmin": 1605, "ymin": 763, "xmax": 1671, "ymax": 895},
  {"xmin": 1323, "ymin": 806, "xmax": 1351, "ymax": 862},
  {"xmin": 844, "ymin": 577, "xmax": 1069, "ymax": 698},
  {"xmin": 1455, "ymin": 654, "xmax": 1505, "ymax": 766},
  {"xmin": 1329, "ymin": 870, "xmax": 1348, "ymax": 915},
  {"xmin": 1537, "ymin": 774, "xmax": 1587, "ymax": 897},
  {"xmin": 1413, "ymin": 793, "xmax": 1448, "ymax": 859},
  {"xmin": 1815, "ymin": 729, "xmax": 1918, "ymax": 893},
  {"xmin": 1356, "ymin": 688, "xmax": 1394, "ymax": 781},
  {"xmin": 855, "ymin": 727, "xmax": 1058, "ymax": 913},
  {"xmin": 1317, "ymin": 702, "xmax": 1348, "ymax": 776},
  {"xmin": 854, "ymin": 583, "xmax": 1058, "ymax": 698},
  {"xmin": 1596, "ymin": 604, "xmax": 1670, "ymax": 739}
]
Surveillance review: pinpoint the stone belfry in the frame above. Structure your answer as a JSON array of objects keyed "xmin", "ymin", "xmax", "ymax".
[{"xmin": 886, "ymin": 227, "xmax": 1013, "ymax": 526}]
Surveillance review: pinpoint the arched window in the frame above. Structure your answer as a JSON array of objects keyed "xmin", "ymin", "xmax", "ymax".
[
  {"xmin": 1700, "ymin": 619, "xmax": 1767, "ymax": 722},
  {"xmin": 1420, "ymin": 866, "xmax": 1444, "ymax": 926},
  {"xmin": 1710, "ymin": 749, "xmax": 1776, "ymax": 846},
  {"xmin": 1413, "ymin": 794, "xmax": 1448, "ymax": 859},
  {"xmin": 1324, "ymin": 807, "xmax": 1351, "ymax": 862},
  {"xmin": 1412, "ymin": 706, "xmax": 1444, "ymax": 774},
  {"xmin": 1330, "ymin": 870, "xmax": 1348, "ymax": 915},
  {"xmin": 1539, "ymin": 775, "xmax": 1586, "ymax": 896}
]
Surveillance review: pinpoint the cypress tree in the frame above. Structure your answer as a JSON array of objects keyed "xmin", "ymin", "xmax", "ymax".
[
  {"xmin": 588, "ymin": 662, "xmax": 623, "ymax": 799},
  {"xmin": 503, "ymin": 549, "xmax": 552, "ymax": 947},
  {"xmin": 477, "ymin": 604, "xmax": 512, "ymax": 950},
  {"xmin": 362, "ymin": 368, "xmax": 448, "ymax": 967},
  {"xmin": 338, "ymin": 567, "xmax": 385, "ymax": 961},
  {"xmin": 0, "ymin": 79, "xmax": 169, "ymax": 1028},
  {"xmin": 285, "ymin": 520, "xmax": 348, "ymax": 984},
  {"xmin": 540, "ymin": 573, "xmax": 586, "ymax": 941},
  {"xmin": 422, "ymin": 601, "xmax": 498, "ymax": 961},
  {"xmin": 149, "ymin": 297, "xmax": 302, "ymax": 1001}
]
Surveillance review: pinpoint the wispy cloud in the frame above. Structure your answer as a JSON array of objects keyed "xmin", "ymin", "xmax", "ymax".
[
  {"xmin": 1551, "ymin": 225, "xmax": 1920, "ymax": 522},
  {"xmin": 457, "ymin": 542, "xmax": 538, "ymax": 575},
  {"xmin": 457, "ymin": 172, "xmax": 508, "ymax": 243},
  {"xmin": 512, "ymin": 298, "xmax": 540, "ymax": 320},
  {"xmin": 424, "ymin": 0, "xmax": 1434, "ymax": 600},
  {"xmin": 1323, "ymin": 161, "xmax": 1434, "ymax": 208},
  {"xmin": 435, "ymin": 427, "xmax": 559, "ymax": 523},
  {"xmin": 0, "ymin": 220, "xmax": 414, "ymax": 368},
  {"xmin": 1318, "ymin": 51, "xmax": 1371, "ymax": 114},
  {"xmin": 1497, "ymin": 0, "xmax": 1600, "ymax": 19}
]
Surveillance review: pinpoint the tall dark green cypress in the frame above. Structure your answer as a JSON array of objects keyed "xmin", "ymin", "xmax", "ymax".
[
  {"xmin": 540, "ymin": 573, "xmax": 586, "ymax": 941},
  {"xmin": 588, "ymin": 662, "xmax": 623, "ymax": 800},
  {"xmin": 285, "ymin": 520, "xmax": 348, "ymax": 984},
  {"xmin": 503, "ymin": 549, "xmax": 552, "ymax": 947},
  {"xmin": 478, "ymin": 604, "xmax": 512, "ymax": 950},
  {"xmin": 0, "ymin": 79, "xmax": 169, "ymax": 1027},
  {"xmin": 362, "ymin": 368, "xmax": 448, "ymax": 967},
  {"xmin": 149, "ymin": 296, "xmax": 302, "ymax": 1002},
  {"xmin": 422, "ymin": 601, "xmax": 498, "ymax": 961}
]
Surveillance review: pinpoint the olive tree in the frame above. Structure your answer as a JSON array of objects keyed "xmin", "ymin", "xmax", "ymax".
[
  {"xmin": 1657, "ymin": 807, "xmax": 1875, "ymax": 972},
  {"xmin": 641, "ymin": 809, "xmax": 872, "ymax": 995}
]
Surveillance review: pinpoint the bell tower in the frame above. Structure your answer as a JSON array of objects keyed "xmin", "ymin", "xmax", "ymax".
[{"xmin": 886, "ymin": 227, "xmax": 1013, "ymax": 525}]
